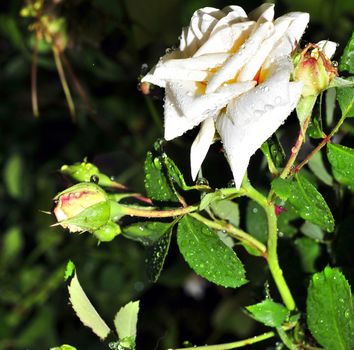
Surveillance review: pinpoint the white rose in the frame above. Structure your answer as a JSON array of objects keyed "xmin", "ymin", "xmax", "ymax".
[{"xmin": 142, "ymin": 3, "xmax": 310, "ymax": 189}]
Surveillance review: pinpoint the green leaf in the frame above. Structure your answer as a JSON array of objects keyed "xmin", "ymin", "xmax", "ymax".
[
  {"xmin": 277, "ymin": 202, "xmax": 299, "ymax": 237},
  {"xmin": 199, "ymin": 188, "xmax": 241, "ymax": 211},
  {"xmin": 336, "ymin": 78, "xmax": 354, "ymax": 118},
  {"xmin": 68, "ymin": 270, "xmax": 111, "ymax": 340},
  {"xmin": 122, "ymin": 221, "xmax": 172, "ymax": 246},
  {"xmin": 339, "ymin": 30, "xmax": 354, "ymax": 74},
  {"xmin": 271, "ymin": 174, "xmax": 334, "ymax": 232},
  {"xmin": 246, "ymin": 200, "xmax": 267, "ymax": 244},
  {"xmin": 210, "ymin": 200, "xmax": 239, "ymax": 227},
  {"xmin": 1, "ymin": 226, "xmax": 23, "ymax": 264},
  {"xmin": 144, "ymin": 151, "xmax": 178, "ymax": 202},
  {"xmin": 64, "ymin": 260, "xmax": 75, "ymax": 281},
  {"xmin": 300, "ymin": 221, "xmax": 324, "ymax": 241},
  {"xmin": 307, "ymin": 267, "xmax": 354, "ymax": 350},
  {"xmin": 177, "ymin": 215, "xmax": 246, "ymax": 288},
  {"xmin": 114, "ymin": 301, "xmax": 140, "ymax": 343},
  {"xmin": 325, "ymin": 88, "xmax": 336, "ymax": 126},
  {"xmin": 246, "ymin": 299, "xmax": 289, "ymax": 327},
  {"xmin": 261, "ymin": 134, "xmax": 286, "ymax": 168},
  {"xmin": 327, "ymin": 143, "xmax": 354, "ymax": 190},
  {"xmin": 4, "ymin": 153, "xmax": 23, "ymax": 199},
  {"xmin": 146, "ymin": 226, "xmax": 173, "ymax": 282},
  {"xmin": 308, "ymin": 151, "xmax": 333, "ymax": 186},
  {"xmin": 294, "ymin": 237, "xmax": 321, "ymax": 273},
  {"xmin": 50, "ymin": 345, "xmax": 77, "ymax": 350}
]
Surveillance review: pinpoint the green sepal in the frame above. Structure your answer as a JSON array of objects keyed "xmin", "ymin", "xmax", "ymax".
[
  {"xmin": 60, "ymin": 201, "xmax": 110, "ymax": 232},
  {"xmin": 60, "ymin": 160, "xmax": 118, "ymax": 188}
]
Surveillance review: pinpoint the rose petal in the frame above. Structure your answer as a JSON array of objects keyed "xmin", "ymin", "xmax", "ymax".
[
  {"xmin": 237, "ymin": 17, "xmax": 291, "ymax": 81},
  {"xmin": 317, "ymin": 40, "xmax": 337, "ymax": 59},
  {"xmin": 194, "ymin": 21, "xmax": 255, "ymax": 56},
  {"xmin": 248, "ymin": 3, "xmax": 275, "ymax": 22},
  {"xmin": 206, "ymin": 21, "xmax": 274, "ymax": 93},
  {"xmin": 262, "ymin": 12, "xmax": 309, "ymax": 68},
  {"xmin": 164, "ymin": 80, "xmax": 256, "ymax": 140},
  {"xmin": 180, "ymin": 7, "xmax": 224, "ymax": 56},
  {"xmin": 222, "ymin": 5, "xmax": 248, "ymax": 18},
  {"xmin": 217, "ymin": 58, "xmax": 303, "ymax": 188},
  {"xmin": 190, "ymin": 117, "xmax": 215, "ymax": 180}
]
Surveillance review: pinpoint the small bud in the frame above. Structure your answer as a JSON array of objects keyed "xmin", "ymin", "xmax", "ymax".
[
  {"xmin": 53, "ymin": 183, "xmax": 112, "ymax": 235},
  {"xmin": 294, "ymin": 43, "xmax": 338, "ymax": 97},
  {"xmin": 61, "ymin": 161, "xmax": 111, "ymax": 186}
]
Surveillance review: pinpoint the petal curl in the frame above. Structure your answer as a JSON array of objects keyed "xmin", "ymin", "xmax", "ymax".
[
  {"xmin": 164, "ymin": 80, "xmax": 256, "ymax": 140},
  {"xmin": 179, "ymin": 7, "xmax": 224, "ymax": 56},
  {"xmin": 248, "ymin": 3, "xmax": 275, "ymax": 22},
  {"xmin": 263, "ymin": 12, "xmax": 309, "ymax": 69},
  {"xmin": 194, "ymin": 21, "xmax": 254, "ymax": 56},
  {"xmin": 217, "ymin": 58, "xmax": 303, "ymax": 188},
  {"xmin": 142, "ymin": 53, "xmax": 230, "ymax": 87},
  {"xmin": 206, "ymin": 21, "xmax": 274, "ymax": 92},
  {"xmin": 190, "ymin": 117, "xmax": 215, "ymax": 180}
]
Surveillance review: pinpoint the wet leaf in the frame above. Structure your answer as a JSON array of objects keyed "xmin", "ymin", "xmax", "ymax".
[
  {"xmin": 146, "ymin": 227, "xmax": 173, "ymax": 282},
  {"xmin": 177, "ymin": 215, "xmax": 246, "ymax": 288},
  {"xmin": 246, "ymin": 299, "xmax": 289, "ymax": 327},
  {"xmin": 246, "ymin": 200, "xmax": 267, "ymax": 244},
  {"xmin": 327, "ymin": 143, "xmax": 354, "ymax": 191},
  {"xmin": 210, "ymin": 199, "xmax": 239, "ymax": 227},
  {"xmin": 339, "ymin": 29, "xmax": 354, "ymax": 74},
  {"xmin": 308, "ymin": 151, "xmax": 333, "ymax": 186},
  {"xmin": 307, "ymin": 267, "xmax": 354, "ymax": 350},
  {"xmin": 271, "ymin": 174, "xmax": 334, "ymax": 232},
  {"xmin": 294, "ymin": 237, "xmax": 321, "ymax": 273},
  {"xmin": 123, "ymin": 221, "xmax": 172, "ymax": 246},
  {"xmin": 336, "ymin": 78, "xmax": 354, "ymax": 118},
  {"xmin": 144, "ymin": 151, "xmax": 178, "ymax": 202}
]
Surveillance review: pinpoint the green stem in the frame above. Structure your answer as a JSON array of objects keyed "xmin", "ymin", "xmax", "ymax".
[
  {"xmin": 52, "ymin": 46, "xmax": 76, "ymax": 119},
  {"xmin": 144, "ymin": 95, "xmax": 163, "ymax": 132},
  {"xmin": 115, "ymin": 203, "xmax": 198, "ymax": 218},
  {"xmin": 294, "ymin": 114, "xmax": 347, "ymax": 173},
  {"xmin": 31, "ymin": 35, "xmax": 39, "ymax": 117},
  {"xmin": 190, "ymin": 213, "xmax": 267, "ymax": 258},
  {"xmin": 276, "ymin": 327, "xmax": 298, "ymax": 350},
  {"xmin": 280, "ymin": 115, "xmax": 311, "ymax": 180},
  {"xmin": 169, "ymin": 330, "xmax": 276, "ymax": 350},
  {"xmin": 242, "ymin": 179, "xmax": 296, "ymax": 311}
]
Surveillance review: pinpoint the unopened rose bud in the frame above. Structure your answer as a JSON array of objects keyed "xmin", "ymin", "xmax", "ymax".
[
  {"xmin": 294, "ymin": 42, "xmax": 338, "ymax": 97},
  {"xmin": 53, "ymin": 183, "xmax": 120, "ymax": 241}
]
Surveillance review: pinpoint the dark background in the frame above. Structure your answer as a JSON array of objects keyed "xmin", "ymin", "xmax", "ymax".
[{"xmin": 0, "ymin": 0, "xmax": 353, "ymax": 349}]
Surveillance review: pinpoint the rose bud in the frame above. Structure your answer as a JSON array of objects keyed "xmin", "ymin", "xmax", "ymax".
[
  {"xmin": 294, "ymin": 41, "xmax": 338, "ymax": 97},
  {"xmin": 53, "ymin": 183, "xmax": 120, "ymax": 241}
]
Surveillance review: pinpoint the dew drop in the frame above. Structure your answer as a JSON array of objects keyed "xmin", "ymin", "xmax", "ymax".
[
  {"xmin": 332, "ymin": 60, "xmax": 338, "ymax": 67},
  {"xmin": 227, "ymin": 179, "xmax": 236, "ymax": 187},
  {"xmin": 196, "ymin": 177, "xmax": 209, "ymax": 186},
  {"xmin": 90, "ymin": 174, "xmax": 99, "ymax": 184}
]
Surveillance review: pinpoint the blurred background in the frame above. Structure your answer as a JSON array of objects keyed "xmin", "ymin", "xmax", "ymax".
[{"xmin": 0, "ymin": 0, "xmax": 353, "ymax": 349}]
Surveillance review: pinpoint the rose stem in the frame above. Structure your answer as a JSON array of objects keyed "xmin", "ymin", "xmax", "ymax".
[
  {"xmin": 31, "ymin": 34, "xmax": 39, "ymax": 117},
  {"xmin": 243, "ymin": 178, "xmax": 296, "ymax": 311},
  {"xmin": 293, "ymin": 113, "xmax": 347, "ymax": 173},
  {"xmin": 190, "ymin": 212, "xmax": 267, "ymax": 258},
  {"xmin": 168, "ymin": 323, "xmax": 294, "ymax": 350},
  {"xmin": 52, "ymin": 46, "xmax": 76, "ymax": 119}
]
